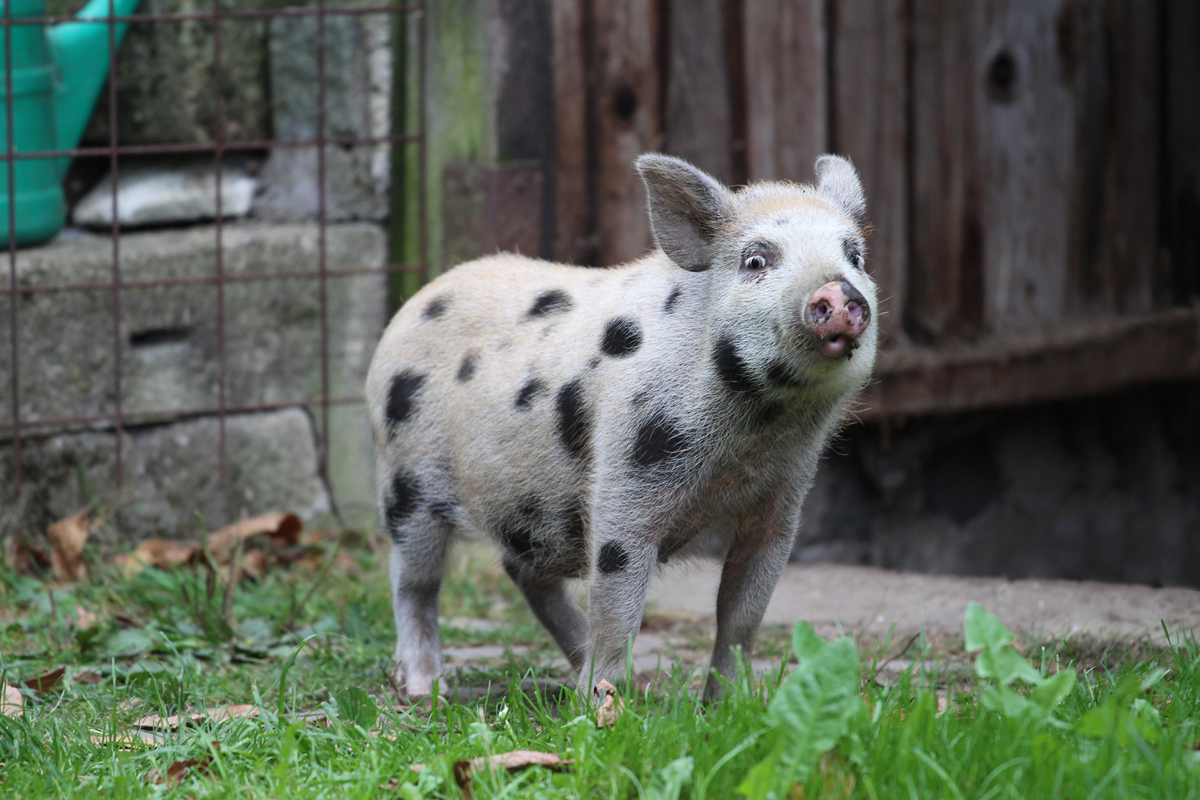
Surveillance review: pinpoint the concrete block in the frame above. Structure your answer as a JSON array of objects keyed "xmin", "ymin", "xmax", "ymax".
[
  {"xmin": 253, "ymin": 8, "xmax": 392, "ymax": 222},
  {"xmin": 73, "ymin": 157, "xmax": 257, "ymax": 228},
  {"xmin": 0, "ymin": 408, "xmax": 332, "ymax": 539},
  {"xmin": 0, "ymin": 222, "xmax": 387, "ymax": 534},
  {"xmin": 78, "ymin": 0, "xmax": 271, "ymax": 146}
]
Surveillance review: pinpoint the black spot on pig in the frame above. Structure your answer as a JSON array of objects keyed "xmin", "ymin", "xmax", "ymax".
[
  {"xmin": 766, "ymin": 360, "xmax": 808, "ymax": 389},
  {"xmin": 429, "ymin": 499, "xmax": 458, "ymax": 520},
  {"xmin": 601, "ymin": 317, "xmax": 642, "ymax": 357},
  {"xmin": 657, "ymin": 536, "xmax": 686, "ymax": 563},
  {"xmin": 456, "ymin": 351, "xmax": 478, "ymax": 382},
  {"xmin": 386, "ymin": 471, "xmax": 421, "ymax": 540},
  {"xmin": 663, "ymin": 286, "xmax": 683, "ymax": 313},
  {"xmin": 497, "ymin": 496, "xmax": 544, "ymax": 560},
  {"xmin": 422, "ymin": 295, "xmax": 449, "ymax": 319},
  {"xmin": 527, "ymin": 289, "xmax": 572, "ymax": 318},
  {"xmin": 515, "ymin": 378, "xmax": 546, "ymax": 410},
  {"xmin": 597, "ymin": 541, "xmax": 629, "ymax": 574},
  {"xmin": 713, "ymin": 337, "xmax": 757, "ymax": 395},
  {"xmin": 562, "ymin": 502, "xmax": 587, "ymax": 546},
  {"xmin": 556, "ymin": 380, "xmax": 590, "ymax": 459},
  {"xmin": 386, "ymin": 371, "xmax": 426, "ymax": 426},
  {"xmin": 632, "ymin": 411, "xmax": 688, "ymax": 467},
  {"xmin": 756, "ymin": 402, "xmax": 785, "ymax": 426}
]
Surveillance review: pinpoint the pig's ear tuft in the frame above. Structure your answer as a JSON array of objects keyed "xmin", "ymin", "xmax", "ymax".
[
  {"xmin": 814, "ymin": 155, "xmax": 866, "ymax": 227},
  {"xmin": 637, "ymin": 154, "xmax": 732, "ymax": 272}
]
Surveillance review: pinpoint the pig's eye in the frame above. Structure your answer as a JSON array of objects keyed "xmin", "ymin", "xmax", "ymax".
[
  {"xmin": 845, "ymin": 243, "xmax": 866, "ymax": 270},
  {"xmin": 740, "ymin": 244, "xmax": 775, "ymax": 276}
]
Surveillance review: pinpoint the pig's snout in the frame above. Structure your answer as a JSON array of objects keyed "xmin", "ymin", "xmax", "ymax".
[{"xmin": 805, "ymin": 281, "xmax": 871, "ymax": 358}]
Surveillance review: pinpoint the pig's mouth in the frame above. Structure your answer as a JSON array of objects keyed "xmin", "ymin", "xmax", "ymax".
[{"xmin": 802, "ymin": 281, "xmax": 870, "ymax": 359}]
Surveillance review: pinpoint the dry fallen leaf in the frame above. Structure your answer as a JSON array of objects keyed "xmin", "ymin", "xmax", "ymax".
[
  {"xmin": 24, "ymin": 667, "xmax": 66, "ymax": 695},
  {"xmin": 74, "ymin": 606, "xmax": 99, "ymax": 630},
  {"xmin": 74, "ymin": 671, "xmax": 103, "ymax": 686},
  {"xmin": 134, "ymin": 704, "xmax": 259, "ymax": 732},
  {"xmin": 2, "ymin": 685, "xmax": 23, "ymax": 718},
  {"xmin": 207, "ymin": 512, "xmax": 302, "ymax": 563},
  {"xmin": 145, "ymin": 743, "xmax": 219, "ymax": 788},
  {"xmin": 47, "ymin": 509, "xmax": 90, "ymax": 582},
  {"xmin": 403, "ymin": 750, "xmax": 571, "ymax": 797},
  {"xmin": 118, "ymin": 539, "xmax": 199, "ymax": 576},
  {"xmin": 593, "ymin": 679, "xmax": 624, "ymax": 729}
]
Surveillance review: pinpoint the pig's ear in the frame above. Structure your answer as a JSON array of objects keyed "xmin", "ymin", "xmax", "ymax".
[
  {"xmin": 637, "ymin": 154, "xmax": 732, "ymax": 272},
  {"xmin": 814, "ymin": 155, "xmax": 866, "ymax": 227}
]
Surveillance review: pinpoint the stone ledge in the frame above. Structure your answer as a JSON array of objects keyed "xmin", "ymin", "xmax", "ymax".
[{"xmin": 1, "ymin": 408, "xmax": 333, "ymax": 540}]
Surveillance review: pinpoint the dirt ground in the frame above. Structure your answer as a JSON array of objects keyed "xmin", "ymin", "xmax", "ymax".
[{"xmin": 647, "ymin": 559, "xmax": 1200, "ymax": 647}]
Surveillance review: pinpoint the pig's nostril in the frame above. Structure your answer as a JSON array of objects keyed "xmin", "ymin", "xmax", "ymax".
[
  {"xmin": 846, "ymin": 301, "xmax": 861, "ymax": 323},
  {"xmin": 814, "ymin": 301, "xmax": 830, "ymax": 322}
]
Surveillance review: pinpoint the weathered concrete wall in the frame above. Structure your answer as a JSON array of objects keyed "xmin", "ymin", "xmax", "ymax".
[
  {"xmin": 1, "ymin": 222, "xmax": 387, "ymax": 537},
  {"xmin": 795, "ymin": 379, "xmax": 1200, "ymax": 588},
  {"xmin": 0, "ymin": 409, "xmax": 331, "ymax": 538}
]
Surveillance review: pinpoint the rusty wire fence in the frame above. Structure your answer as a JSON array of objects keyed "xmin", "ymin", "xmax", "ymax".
[{"xmin": 2, "ymin": 1, "xmax": 426, "ymax": 533}]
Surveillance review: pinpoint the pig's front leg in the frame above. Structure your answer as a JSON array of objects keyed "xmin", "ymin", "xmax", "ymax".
[
  {"xmin": 704, "ymin": 500, "xmax": 800, "ymax": 701},
  {"xmin": 581, "ymin": 532, "xmax": 658, "ymax": 692}
]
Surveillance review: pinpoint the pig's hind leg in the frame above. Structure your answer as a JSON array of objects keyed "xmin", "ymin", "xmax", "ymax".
[
  {"xmin": 383, "ymin": 471, "xmax": 453, "ymax": 698},
  {"xmin": 503, "ymin": 558, "xmax": 588, "ymax": 672}
]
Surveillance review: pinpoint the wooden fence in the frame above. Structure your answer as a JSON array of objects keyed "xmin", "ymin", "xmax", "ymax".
[{"xmin": 402, "ymin": 0, "xmax": 1199, "ymax": 418}]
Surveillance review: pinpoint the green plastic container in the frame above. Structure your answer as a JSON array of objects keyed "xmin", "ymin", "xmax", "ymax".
[{"xmin": 1, "ymin": 0, "xmax": 137, "ymax": 247}]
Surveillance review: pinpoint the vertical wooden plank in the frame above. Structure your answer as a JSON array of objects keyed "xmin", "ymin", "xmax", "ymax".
[
  {"xmin": 743, "ymin": 0, "xmax": 826, "ymax": 183},
  {"xmin": 552, "ymin": 0, "xmax": 592, "ymax": 264},
  {"xmin": 1068, "ymin": 0, "xmax": 1161, "ymax": 317},
  {"xmin": 664, "ymin": 0, "xmax": 735, "ymax": 184},
  {"xmin": 1163, "ymin": 0, "xmax": 1200, "ymax": 305},
  {"xmin": 974, "ymin": 0, "xmax": 1076, "ymax": 332},
  {"xmin": 832, "ymin": 0, "xmax": 909, "ymax": 345},
  {"xmin": 592, "ymin": 0, "xmax": 662, "ymax": 266},
  {"xmin": 907, "ymin": 0, "xmax": 983, "ymax": 340},
  {"xmin": 1099, "ymin": 1, "xmax": 1160, "ymax": 316}
]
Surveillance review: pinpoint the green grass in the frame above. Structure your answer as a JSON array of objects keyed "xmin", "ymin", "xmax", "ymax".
[{"xmin": 1, "ymin": 536, "xmax": 1198, "ymax": 799}]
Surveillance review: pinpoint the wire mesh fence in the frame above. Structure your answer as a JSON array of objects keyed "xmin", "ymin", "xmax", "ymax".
[{"xmin": 2, "ymin": 1, "xmax": 426, "ymax": 534}]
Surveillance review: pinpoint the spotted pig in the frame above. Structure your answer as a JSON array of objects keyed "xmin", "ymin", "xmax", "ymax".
[{"xmin": 366, "ymin": 153, "xmax": 878, "ymax": 700}]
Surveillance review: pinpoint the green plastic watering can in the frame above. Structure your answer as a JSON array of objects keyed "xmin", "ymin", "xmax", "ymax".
[{"xmin": 2, "ymin": 0, "xmax": 138, "ymax": 247}]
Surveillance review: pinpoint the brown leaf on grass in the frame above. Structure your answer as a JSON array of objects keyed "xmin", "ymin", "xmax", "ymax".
[
  {"xmin": 207, "ymin": 512, "xmax": 302, "ymax": 563},
  {"xmin": 5, "ymin": 537, "xmax": 51, "ymax": 575},
  {"xmin": 74, "ymin": 606, "xmax": 99, "ymax": 630},
  {"xmin": 593, "ymin": 679, "xmax": 623, "ymax": 729},
  {"xmin": 47, "ymin": 509, "xmax": 90, "ymax": 582},
  {"xmin": 1, "ymin": 685, "xmax": 23, "ymax": 718},
  {"xmin": 144, "ymin": 743, "xmax": 219, "ymax": 788},
  {"xmin": 402, "ymin": 751, "xmax": 572, "ymax": 797},
  {"xmin": 74, "ymin": 671, "xmax": 103, "ymax": 686},
  {"xmin": 118, "ymin": 539, "xmax": 199, "ymax": 576},
  {"xmin": 134, "ymin": 704, "xmax": 259, "ymax": 732},
  {"xmin": 239, "ymin": 548, "xmax": 269, "ymax": 580},
  {"xmin": 24, "ymin": 667, "xmax": 65, "ymax": 695}
]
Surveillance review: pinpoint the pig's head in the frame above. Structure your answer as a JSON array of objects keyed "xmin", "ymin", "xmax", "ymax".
[{"xmin": 637, "ymin": 153, "xmax": 879, "ymax": 399}]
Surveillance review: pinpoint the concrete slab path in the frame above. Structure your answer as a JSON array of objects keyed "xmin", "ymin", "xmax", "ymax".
[{"xmin": 647, "ymin": 559, "xmax": 1200, "ymax": 645}]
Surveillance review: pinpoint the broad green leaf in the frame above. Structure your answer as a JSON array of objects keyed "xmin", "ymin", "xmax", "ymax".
[
  {"xmin": 741, "ymin": 626, "xmax": 860, "ymax": 798},
  {"xmin": 647, "ymin": 756, "xmax": 694, "ymax": 800},
  {"xmin": 980, "ymin": 685, "xmax": 1038, "ymax": 719},
  {"xmin": 1031, "ymin": 670, "xmax": 1077, "ymax": 711},
  {"xmin": 964, "ymin": 602, "xmax": 1015, "ymax": 653},
  {"xmin": 975, "ymin": 644, "xmax": 1043, "ymax": 686},
  {"xmin": 737, "ymin": 744, "xmax": 782, "ymax": 800},
  {"xmin": 792, "ymin": 621, "xmax": 829, "ymax": 663}
]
